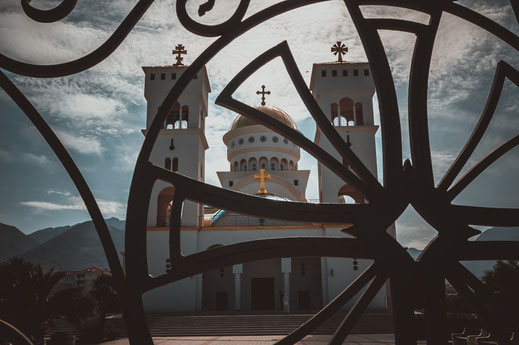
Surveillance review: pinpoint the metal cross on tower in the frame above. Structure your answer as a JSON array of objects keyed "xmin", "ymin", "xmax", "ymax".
[
  {"xmin": 256, "ymin": 85, "xmax": 271, "ymax": 106},
  {"xmin": 254, "ymin": 168, "xmax": 271, "ymax": 195},
  {"xmin": 331, "ymin": 41, "xmax": 348, "ymax": 63},
  {"xmin": 172, "ymin": 44, "xmax": 187, "ymax": 66}
]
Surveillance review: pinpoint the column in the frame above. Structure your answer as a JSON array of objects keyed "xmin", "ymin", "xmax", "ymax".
[
  {"xmin": 281, "ymin": 258, "xmax": 291, "ymax": 313},
  {"xmin": 232, "ymin": 264, "xmax": 243, "ymax": 310}
]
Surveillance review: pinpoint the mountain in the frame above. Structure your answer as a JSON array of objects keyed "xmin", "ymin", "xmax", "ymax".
[
  {"xmin": 105, "ymin": 217, "xmax": 126, "ymax": 231},
  {"xmin": 28, "ymin": 225, "xmax": 71, "ymax": 244},
  {"xmin": 407, "ymin": 247, "xmax": 422, "ymax": 261},
  {"xmin": 19, "ymin": 220, "xmax": 125, "ymax": 271},
  {"xmin": 0, "ymin": 223, "xmax": 40, "ymax": 261}
]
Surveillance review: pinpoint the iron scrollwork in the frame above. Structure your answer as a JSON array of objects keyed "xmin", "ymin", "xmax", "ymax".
[{"xmin": 1, "ymin": 1, "xmax": 519, "ymax": 344}]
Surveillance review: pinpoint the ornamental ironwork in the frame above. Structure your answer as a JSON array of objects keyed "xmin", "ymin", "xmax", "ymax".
[{"xmin": 1, "ymin": 1, "xmax": 519, "ymax": 345}]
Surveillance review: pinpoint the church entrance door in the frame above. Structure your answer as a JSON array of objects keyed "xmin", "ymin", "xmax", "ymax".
[{"xmin": 251, "ymin": 278, "xmax": 275, "ymax": 310}]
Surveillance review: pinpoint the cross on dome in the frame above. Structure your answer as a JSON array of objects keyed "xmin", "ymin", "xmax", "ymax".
[
  {"xmin": 256, "ymin": 85, "xmax": 271, "ymax": 106},
  {"xmin": 172, "ymin": 44, "xmax": 187, "ymax": 66},
  {"xmin": 331, "ymin": 41, "xmax": 348, "ymax": 63},
  {"xmin": 254, "ymin": 169, "xmax": 271, "ymax": 195}
]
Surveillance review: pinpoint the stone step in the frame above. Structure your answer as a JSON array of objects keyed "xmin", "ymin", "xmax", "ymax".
[{"xmin": 48, "ymin": 313, "xmax": 394, "ymax": 337}]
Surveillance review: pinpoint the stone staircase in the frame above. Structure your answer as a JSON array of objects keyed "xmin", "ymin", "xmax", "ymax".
[{"xmin": 49, "ymin": 313, "xmax": 393, "ymax": 337}]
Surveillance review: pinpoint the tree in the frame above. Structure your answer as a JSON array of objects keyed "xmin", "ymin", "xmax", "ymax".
[
  {"xmin": 0, "ymin": 257, "xmax": 64, "ymax": 344},
  {"xmin": 88, "ymin": 275, "xmax": 119, "ymax": 342},
  {"xmin": 481, "ymin": 260, "xmax": 519, "ymax": 330}
]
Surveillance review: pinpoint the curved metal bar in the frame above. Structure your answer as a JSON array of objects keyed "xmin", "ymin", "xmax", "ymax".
[
  {"xmin": 21, "ymin": 0, "xmax": 77, "ymax": 23},
  {"xmin": 330, "ymin": 274, "xmax": 388, "ymax": 345},
  {"xmin": 458, "ymin": 240, "xmax": 519, "ymax": 260},
  {"xmin": 407, "ymin": 11, "xmax": 441, "ymax": 190},
  {"xmin": 448, "ymin": 135, "xmax": 519, "ymax": 199},
  {"xmin": 0, "ymin": 0, "xmax": 154, "ymax": 77},
  {"xmin": 168, "ymin": 191, "xmax": 184, "ymax": 263},
  {"xmin": 0, "ymin": 69, "xmax": 144, "ymax": 339},
  {"xmin": 176, "ymin": 0, "xmax": 250, "ymax": 37},
  {"xmin": 152, "ymin": 164, "xmax": 370, "ymax": 223},
  {"xmin": 215, "ymin": 41, "xmax": 376, "ymax": 200},
  {"xmin": 445, "ymin": 2, "xmax": 519, "ymax": 52},
  {"xmin": 0, "ymin": 319, "xmax": 34, "ymax": 345},
  {"xmin": 343, "ymin": 0, "xmax": 404, "ymax": 190},
  {"xmin": 145, "ymin": 237, "xmax": 371, "ymax": 291},
  {"xmin": 366, "ymin": 18, "xmax": 428, "ymax": 33},
  {"xmin": 0, "ymin": 71, "xmax": 123, "ymax": 282},
  {"xmin": 276, "ymin": 263, "xmax": 379, "ymax": 345},
  {"xmin": 451, "ymin": 205, "xmax": 519, "ymax": 227},
  {"xmin": 439, "ymin": 61, "xmax": 519, "ymax": 191}
]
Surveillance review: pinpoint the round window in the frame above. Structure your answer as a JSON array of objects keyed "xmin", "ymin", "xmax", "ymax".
[
  {"xmin": 238, "ymin": 138, "xmax": 244, "ymax": 145},
  {"xmin": 260, "ymin": 135, "xmax": 267, "ymax": 142},
  {"xmin": 283, "ymin": 138, "xmax": 289, "ymax": 144},
  {"xmin": 248, "ymin": 136, "xmax": 255, "ymax": 143},
  {"xmin": 272, "ymin": 136, "xmax": 279, "ymax": 143}
]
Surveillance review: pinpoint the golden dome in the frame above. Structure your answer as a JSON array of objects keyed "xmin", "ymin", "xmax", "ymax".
[{"xmin": 229, "ymin": 105, "xmax": 297, "ymax": 131}]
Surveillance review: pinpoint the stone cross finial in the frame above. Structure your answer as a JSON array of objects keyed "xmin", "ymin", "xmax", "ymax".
[
  {"xmin": 254, "ymin": 168, "xmax": 271, "ymax": 195},
  {"xmin": 256, "ymin": 85, "xmax": 271, "ymax": 106},
  {"xmin": 331, "ymin": 41, "xmax": 348, "ymax": 63},
  {"xmin": 172, "ymin": 44, "xmax": 187, "ymax": 66}
]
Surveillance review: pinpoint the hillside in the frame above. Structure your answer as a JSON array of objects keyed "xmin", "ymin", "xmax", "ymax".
[
  {"xmin": 28, "ymin": 225, "xmax": 71, "ymax": 244},
  {"xmin": 20, "ymin": 221, "xmax": 124, "ymax": 271},
  {"xmin": 0, "ymin": 223, "xmax": 39, "ymax": 261}
]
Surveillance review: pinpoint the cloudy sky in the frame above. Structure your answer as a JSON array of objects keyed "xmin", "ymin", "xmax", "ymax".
[{"xmin": 0, "ymin": 0, "xmax": 518, "ymax": 249}]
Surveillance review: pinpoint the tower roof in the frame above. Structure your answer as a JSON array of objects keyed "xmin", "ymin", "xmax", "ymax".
[{"xmin": 229, "ymin": 105, "xmax": 297, "ymax": 131}]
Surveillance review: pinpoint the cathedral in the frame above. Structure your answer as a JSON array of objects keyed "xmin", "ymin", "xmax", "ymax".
[{"xmin": 140, "ymin": 44, "xmax": 392, "ymax": 313}]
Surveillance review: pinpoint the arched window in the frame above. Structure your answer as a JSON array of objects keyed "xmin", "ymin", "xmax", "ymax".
[
  {"xmin": 270, "ymin": 157, "xmax": 279, "ymax": 171},
  {"xmin": 280, "ymin": 158, "xmax": 288, "ymax": 171},
  {"xmin": 339, "ymin": 97, "xmax": 354, "ymax": 126},
  {"xmin": 233, "ymin": 161, "xmax": 238, "ymax": 171},
  {"xmin": 338, "ymin": 184, "xmax": 364, "ymax": 204},
  {"xmin": 165, "ymin": 157, "xmax": 171, "ymax": 170},
  {"xmin": 181, "ymin": 105, "xmax": 189, "ymax": 129},
  {"xmin": 331, "ymin": 103, "xmax": 338, "ymax": 124},
  {"xmin": 157, "ymin": 187, "xmax": 175, "ymax": 227},
  {"xmin": 172, "ymin": 157, "xmax": 179, "ymax": 172},
  {"xmin": 259, "ymin": 157, "xmax": 268, "ymax": 170},
  {"xmin": 248, "ymin": 157, "xmax": 258, "ymax": 171},
  {"xmin": 240, "ymin": 159, "xmax": 247, "ymax": 171},
  {"xmin": 166, "ymin": 102, "xmax": 180, "ymax": 129},
  {"xmin": 289, "ymin": 160, "xmax": 295, "ymax": 170},
  {"xmin": 355, "ymin": 103, "xmax": 363, "ymax": 125}
]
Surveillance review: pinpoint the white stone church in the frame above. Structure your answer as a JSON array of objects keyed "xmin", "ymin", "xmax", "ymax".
[{"xmin": 140, "ymin": 46, "xmax": 393, "ymax": 313}]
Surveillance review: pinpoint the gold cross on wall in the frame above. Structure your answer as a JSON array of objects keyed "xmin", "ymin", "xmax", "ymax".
[
  {"xmin": 253, "ymin": 168, "xmax": 271, "ymax": 195},
  {"xmin": 256, "ymin": 85, "xmax": 271, "ymax": 106},
  {"xmin": 172, "ymin": 44, "xmax": 187, "ymax": 66},
  {"xmin": 331, "ymin": 41, "xmax": 348, "ymax": 63}
]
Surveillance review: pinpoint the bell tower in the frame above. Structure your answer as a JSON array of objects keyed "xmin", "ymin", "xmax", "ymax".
[
  {"xmin": 310, "ymin": 42, "xmax": 378, "ymax": 204},
  {"xmin": 143, "ymin": 44, "xmax": 211, "ymax": 228}
]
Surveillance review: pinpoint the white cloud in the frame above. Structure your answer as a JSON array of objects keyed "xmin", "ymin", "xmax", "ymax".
[
  {"xmin": 55, "ymin": 129, "xmax": 103, "ymax": 155},
  {"xmin": 20, "ymin": 195, "xmax": 126, "ymax": 218},
  {"xmin": 47, "ymin": 189, "xmax": 72, "ymax": 197}
]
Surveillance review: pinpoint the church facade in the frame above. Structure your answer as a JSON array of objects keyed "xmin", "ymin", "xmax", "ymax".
[{"xmin": 140, "ymin": 46, "xmax": 392, "ymax": 313}]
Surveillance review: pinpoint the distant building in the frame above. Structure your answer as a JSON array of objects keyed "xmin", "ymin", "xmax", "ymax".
[
  {"xmin": 52, "ymin": 267, "xmax": 111, "ymax": 295},
  {"xmin": 141, "ymin": 45, "xmax": 395, "ymax": 312}
]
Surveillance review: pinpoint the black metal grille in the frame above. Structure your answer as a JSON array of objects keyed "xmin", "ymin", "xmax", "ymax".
[{"xmin": 1, "ymin": 1, "xmax": 518, "ymax": 344}]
